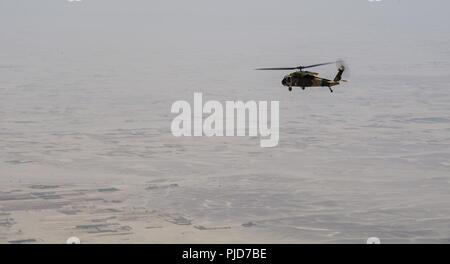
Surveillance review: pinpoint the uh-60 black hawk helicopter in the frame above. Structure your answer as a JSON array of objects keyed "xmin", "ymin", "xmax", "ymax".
[{"xmin": 256, "ymin": 61, "xmax": 347, "ymax": 93}]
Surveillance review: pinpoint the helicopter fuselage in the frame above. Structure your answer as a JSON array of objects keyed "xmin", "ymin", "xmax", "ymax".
[
  {"xmin": 256, "ymin": 61, "xmax": 346, "ymax": 93},
  {"xmin": 281, "ymin": 71, "xmax": 339, "ymax": 89}
]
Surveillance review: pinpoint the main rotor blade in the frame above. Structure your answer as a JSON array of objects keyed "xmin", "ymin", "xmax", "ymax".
[
  {"xmin": 300, "ymin": 61, "xmax": 337, "ymax": 69},
  {"xmin": 256, "ymin": 61, "xmax": 339, "ymax": 71},
  {"xmin": 255, "ymin": 67, "xmax": 299, "ymax": 71}
]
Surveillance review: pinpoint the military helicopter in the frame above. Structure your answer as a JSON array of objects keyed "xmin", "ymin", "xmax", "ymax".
[{"xmin": 256, "ymin": 61, "xmax": 347, "ymax": 93}]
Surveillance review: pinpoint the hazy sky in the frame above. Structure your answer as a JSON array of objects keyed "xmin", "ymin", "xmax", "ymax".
[
  {"xmin": 2, "ymin": 0, "xmax": 450, "ymax": 112},
  {"xmin": 1, "ymin": 0, "xmax": 449, "ymax": 102},
  {"xmin": 2, "ymin": 1, "xmax": 450, "ymax": 48},
  {"xmin": 2, "ymin": 1, "xmax": 449, "ymax": 73}
]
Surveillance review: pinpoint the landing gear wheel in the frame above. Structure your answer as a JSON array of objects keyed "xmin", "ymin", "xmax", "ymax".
[
  {"xmin": 329, "ymin": 87, "xmax": 334, "ymax": 93},
  {"xmin": 302, "ymin": 87, "xmax": 305, "ymax": 90},
  {"xmin": 288, "ymin": 87, "xmax": 292, "ymax": 92}
]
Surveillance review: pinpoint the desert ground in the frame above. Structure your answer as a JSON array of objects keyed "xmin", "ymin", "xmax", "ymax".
[{"xmin": 1, "ymin": 0, "xmax": 450, "ymax": 243}]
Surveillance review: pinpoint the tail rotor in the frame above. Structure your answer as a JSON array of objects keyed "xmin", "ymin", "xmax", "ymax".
[{"xmin": 335, "ymin": 59, "xmax": 350, "ymax": 82}]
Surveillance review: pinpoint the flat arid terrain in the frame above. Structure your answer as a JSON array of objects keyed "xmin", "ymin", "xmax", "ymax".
[{"xmin": 1, "ymin": 0, "xmax": 450, "ymax": 243}]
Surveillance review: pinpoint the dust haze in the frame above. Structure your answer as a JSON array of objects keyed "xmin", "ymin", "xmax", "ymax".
[{"xmin": 1, "ymin": 0, "xmax": 450, "ymax": 243}]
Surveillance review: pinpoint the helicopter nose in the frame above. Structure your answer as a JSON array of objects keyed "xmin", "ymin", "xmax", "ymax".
[{"xmin": 281, "ymin": 78, "xmax": 287, "ymax": 86}]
